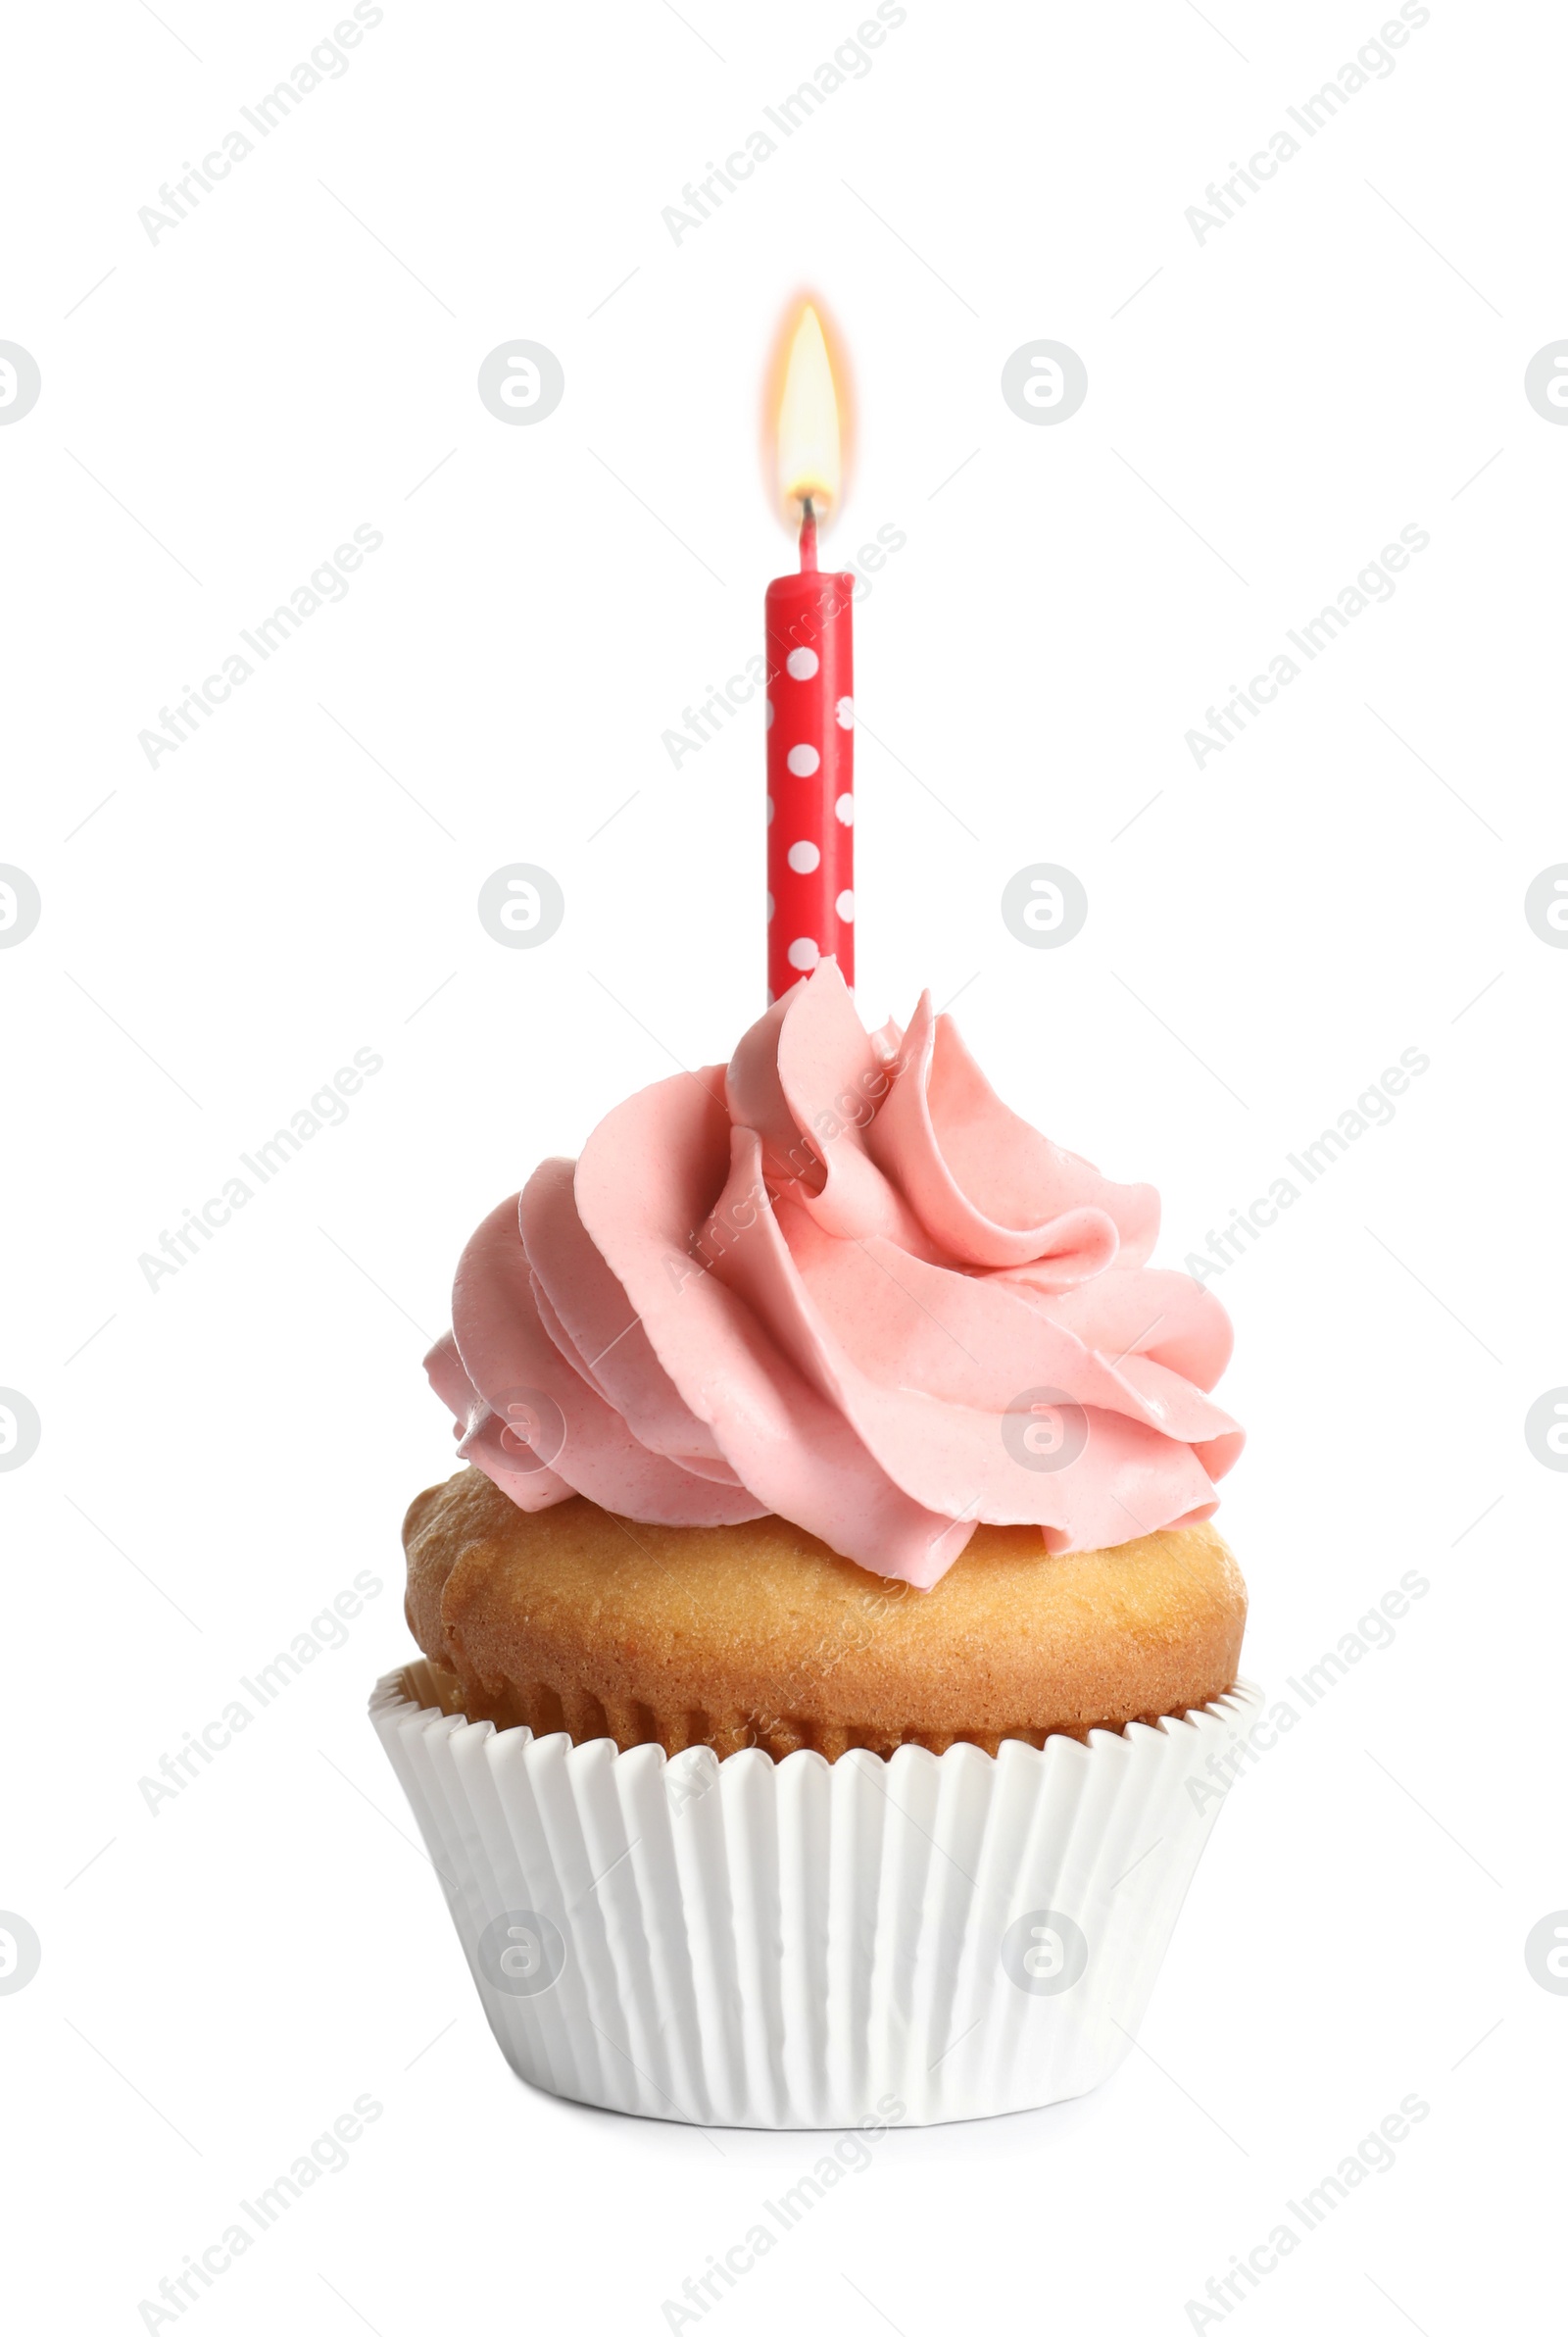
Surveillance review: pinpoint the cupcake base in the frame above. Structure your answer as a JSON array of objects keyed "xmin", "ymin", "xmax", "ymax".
[
  {"xmin": 371, "ymin": 1662, "xmax": 1261, "ymax": 2129},
  {"xmin": 404, "ymin": 1470, "xmax": 1249, "ymax": 1757}
]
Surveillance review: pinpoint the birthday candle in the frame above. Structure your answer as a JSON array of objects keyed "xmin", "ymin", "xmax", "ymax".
[{"xmin": 764, "ymin": 303, "xmax": 854, "ymax": 1003}]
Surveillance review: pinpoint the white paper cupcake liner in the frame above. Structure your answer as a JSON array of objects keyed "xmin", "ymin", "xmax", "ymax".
[{"xmin": 370, "ymin": 1663, "xmax": 1262, "ymax": 2129}]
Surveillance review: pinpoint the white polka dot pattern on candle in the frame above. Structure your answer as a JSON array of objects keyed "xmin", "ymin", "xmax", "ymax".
[
  {"xmin": 765, "ymin": 558, "xmax": 853, "ymax": 1005},
  {"xmin": 765, "ymin": 700, "xmax": 775, "ymax": 729},
  {"xmin": 836, "ymin": 890, "xmax": 855, "ymax": 920},
  {"xmin": 766, "ymin": 892, "xmax": 775, "ymax": 922}
]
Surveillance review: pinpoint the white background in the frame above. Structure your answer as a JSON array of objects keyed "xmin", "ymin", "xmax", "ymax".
[{"xmin": 3, "ymin": 0, "xmax": 1564, "ymax": 2329}]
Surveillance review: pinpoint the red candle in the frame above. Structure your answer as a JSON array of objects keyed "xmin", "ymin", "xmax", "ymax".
[{"xmin": 765, "ymin": 305, "xmax": 854, "ymax": 1004}]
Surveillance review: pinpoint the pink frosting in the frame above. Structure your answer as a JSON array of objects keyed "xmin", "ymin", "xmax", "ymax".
[{"xmin": 426, "ymin": 963, "xmax": 1242, "ymax": 1588}]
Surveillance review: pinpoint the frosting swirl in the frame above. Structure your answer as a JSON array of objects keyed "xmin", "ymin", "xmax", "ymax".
[{"xmin": 426, "ymin": 964, "xmax": 1242, "ymax": 1587}]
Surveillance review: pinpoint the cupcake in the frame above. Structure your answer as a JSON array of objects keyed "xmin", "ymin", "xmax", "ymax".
[{"xmin": 373, "ymin": 962, "xmax": 1254, "ymax": 2127}]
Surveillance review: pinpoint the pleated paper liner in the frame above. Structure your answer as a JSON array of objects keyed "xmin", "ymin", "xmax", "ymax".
[{"xmin": 371, "ymin": 1662, "xmax": 1262, "ymax": 2130}]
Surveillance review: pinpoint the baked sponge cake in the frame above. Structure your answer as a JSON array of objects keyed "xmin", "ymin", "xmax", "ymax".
[{"xmin": 405, "ymin": 1468, "xmax": 1246, "ymax": 1758}]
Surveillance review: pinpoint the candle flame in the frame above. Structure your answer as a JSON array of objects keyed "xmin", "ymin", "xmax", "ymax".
[{"xmin": 767, "ymin": 298, "xmax": 852, "ymax": 529}]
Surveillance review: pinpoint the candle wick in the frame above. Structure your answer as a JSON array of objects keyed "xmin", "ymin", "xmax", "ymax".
[{"xmin": 799, "ymin": 497, "xmax": 818, "ymax": 573}]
